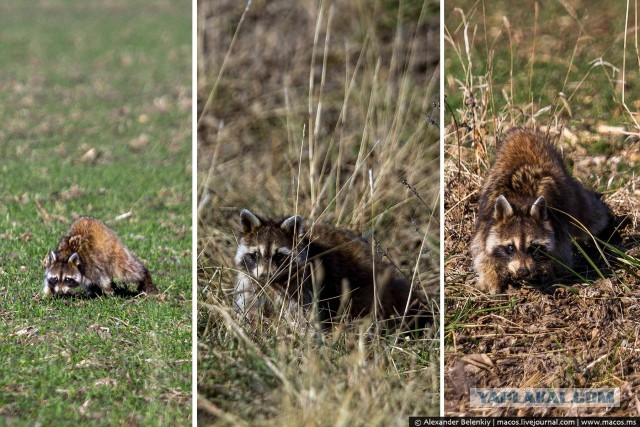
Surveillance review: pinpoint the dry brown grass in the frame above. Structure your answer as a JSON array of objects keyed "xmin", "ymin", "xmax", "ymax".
[
  {"xmin": 444, "ymin": 0, "xmax": 640, "ymax": 417},
  {"xmin": 197, "ymin": 0, "xmax": 440, "ymax": 424}
]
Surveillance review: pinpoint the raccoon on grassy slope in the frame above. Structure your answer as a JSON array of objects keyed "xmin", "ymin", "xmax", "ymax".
[
  {"xmin": 234, "ymin": 209, "xmax": 431, "ymax": 330},
  {"xmin": 43, "ymin": 217, "xmax": 157, "ymax": 297},
  {"xmin": 470, "ymin": 128, "xmax": 612, "ymax": 293}
]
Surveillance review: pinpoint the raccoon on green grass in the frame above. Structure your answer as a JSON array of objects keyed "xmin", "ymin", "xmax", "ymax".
[{"xmin": 44, "ymin": 217, "xmax": 157, "ymax": 297}]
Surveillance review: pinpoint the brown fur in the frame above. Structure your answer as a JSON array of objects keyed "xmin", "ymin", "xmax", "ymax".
[
  {"xmin": 43, "ymin": 217, "xmax": 156, "ymax": 296},
  {"xmin": 234, "ymin": 209, "xmax": 430, "ymax": 329},
  {"xmin": 470, "ymin": 128, "xmax": 612, "ymax": 293}
]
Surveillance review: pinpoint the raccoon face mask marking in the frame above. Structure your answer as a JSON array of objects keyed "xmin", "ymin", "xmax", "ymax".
[{"xmin": 488, "ymin": 195, "xmax": 557, "ymax": 280}]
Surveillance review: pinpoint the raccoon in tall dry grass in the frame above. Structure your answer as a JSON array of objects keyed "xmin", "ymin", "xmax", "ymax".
[
  {"xmin": 234, "ymin": 209, "xmax": 431, "ymax": 330},
  {"xmin": 470, "ymin": 128, "xmax": 612, "ymax": 293},
  {"xmin": 43, "ymin": 217, "xmax": 157, "ymax": 297}
]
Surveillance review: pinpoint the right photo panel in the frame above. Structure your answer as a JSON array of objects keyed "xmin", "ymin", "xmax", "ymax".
[{"xmin": 444, "ymin": 0, "xmax": 640, "ymax": 417}]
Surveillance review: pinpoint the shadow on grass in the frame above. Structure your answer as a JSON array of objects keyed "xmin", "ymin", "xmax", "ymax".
[{"xmin": 50, "ymin": 286, "xmax": 157, "ymax": 300}]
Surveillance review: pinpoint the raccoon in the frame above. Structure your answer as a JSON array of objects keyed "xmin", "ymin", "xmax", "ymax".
[
  {"xmin": 234, "ymin": 209, "xmax": 430, "ymax": 329},
  {"xmin": 43, "ymin": 217, "xmax": 157, "ymax": 297},
  {"xmin": 470, "ymin": 128, "xmax": 612, "ymax": 293}
]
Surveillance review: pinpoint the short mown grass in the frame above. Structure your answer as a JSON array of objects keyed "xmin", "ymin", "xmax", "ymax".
[{"xmin": 0, "ymin": 1, "xmax": 191, "ymax": 425}]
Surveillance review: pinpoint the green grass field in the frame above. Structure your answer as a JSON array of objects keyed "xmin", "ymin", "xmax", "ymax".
[{"xmin": 0, "ymin": 1, "xmax": 192, "ymax": 425}]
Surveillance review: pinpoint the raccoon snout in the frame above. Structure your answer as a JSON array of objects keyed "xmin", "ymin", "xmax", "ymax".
[
  {"xmin": 255, "ymin": 264, "xmax": 274, "ymax": 280},
  {"xmin": 515, "ymin": 266, "xmax": 531, "ymax": 278},
  {"xmin": 507, "ymin": 259, "xmax": 533, "ymax": 279}
]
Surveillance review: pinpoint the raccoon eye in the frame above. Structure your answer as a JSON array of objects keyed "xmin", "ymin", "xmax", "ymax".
[
  {"xmin": 241, "ymin": 253, "xmax": 257, "ymax": 268},
  {"xmin": 528, "ymin": 244, "xmax": 544, "ymax": 255},
  {"xmin": 48, "ymin": 277, "xmax": 59, "ymax": 285},
  {"xmin": 506, "ymin": 244, "xmax": 516, "ymax": 254},
  {"xmin": 272, "ymin": 252, "xmax": 286, "ymax": 265},
  {"xmin": 64, "ymin": 278, "xmax": 76, "ymax": 285}
]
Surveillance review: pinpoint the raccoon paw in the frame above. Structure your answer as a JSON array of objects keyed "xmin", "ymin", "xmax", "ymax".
[{"xmin": 474, "ymin": 274, "xmax": 503, "ymax": 294}]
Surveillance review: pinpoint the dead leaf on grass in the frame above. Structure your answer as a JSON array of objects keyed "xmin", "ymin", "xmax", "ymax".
[
  {"xmin": 87, "ymin": 324, "xmax": 111, "ymax": 337},
  {"xmin": 60, "ymin": 185, "xmax": 83, "ymax": 201},
  {"xmin": 153, "ymin": 96, "xmax": 170, "ymax": 112},
  {"xmin": 78, "ymin": 399, "xmax": 102, "ymax": 419},
  {"xmin": 55, "ymin": 388, "xmax": 70, "ymax": 397},
  {"xmin": 129, "ymin": 133, "xmax": 150, "ymax": 151},
  {"xmin": 93, "ymin": 378, "xmax": 118, "ymax": 387},
  {"xmin": 75, "ymin": 359, "xmax": 107, "ymax": 369},
  {"xmin": 80, "ymin": 148, "xmax": 98, "ymax": 164},
  {"xmin": 14, "ymin": 326, "xmax": 39, "ymax": 337}
]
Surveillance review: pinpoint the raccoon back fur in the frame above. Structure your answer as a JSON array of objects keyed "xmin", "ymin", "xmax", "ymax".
[
  {"xmin": 43, "ymin": 217, "xmax": 157, "ymax": 296},
  {"xmin": 470, "ymin": 128, "xmax": 612, "ymax": 293},
  {"xmin": 234, "ymin": 209, "xmax": 431, "ymax": 329}
]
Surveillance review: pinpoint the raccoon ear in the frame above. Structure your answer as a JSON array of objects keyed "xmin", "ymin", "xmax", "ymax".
[
  {"xmin": 240, "ymin": 209, "xmax": 262, "ymax": 233},
  {"xmin": 494, "ymin": 195, "xmax": 514, "ymax": 221},
  {"xmin": 43, "ymin": 250, "xmax": 56, "ymax": 268},
  {"xmin": 68, "ymin": 252, "xmax": 81, "ymax": 267},
  {"xmin": 281, "ymin": 215, "xmax": 304, "ymax": 237},
  {"xmin": 530, "ymin": 196, "xmax": 548, "ymax": 221}
]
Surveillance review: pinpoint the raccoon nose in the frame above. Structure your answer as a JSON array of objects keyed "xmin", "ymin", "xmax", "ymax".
[{"xmin": 516, "ymin": 267, "xmax": 530, "ymax": 278}]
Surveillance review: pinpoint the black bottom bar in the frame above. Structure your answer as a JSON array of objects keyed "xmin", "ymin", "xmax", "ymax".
[{"xmin": 409, "ymin": 418, "xmax": 640, "ymax": 427}]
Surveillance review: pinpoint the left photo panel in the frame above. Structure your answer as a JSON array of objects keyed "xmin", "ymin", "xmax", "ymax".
[{"xmin": 0, "ymin": 1, "xmax": 192, "ymax": 424}]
